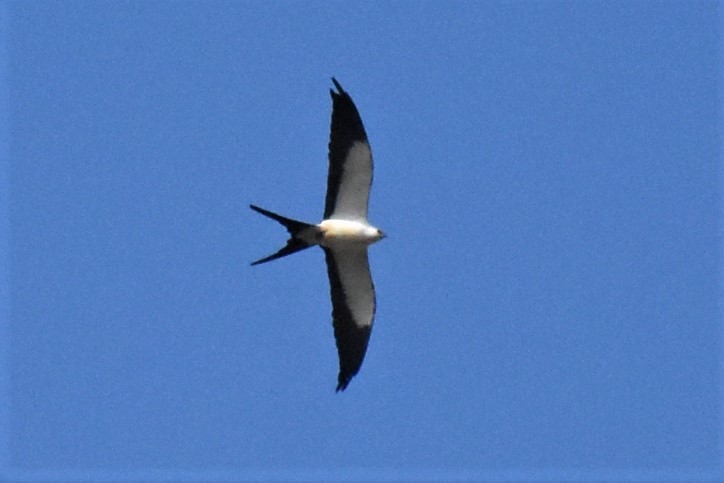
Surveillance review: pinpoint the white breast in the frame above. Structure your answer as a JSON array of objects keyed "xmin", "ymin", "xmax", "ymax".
[{"xmin": 319, "ymin": 219, "xmax": 381, "ymax": 248}]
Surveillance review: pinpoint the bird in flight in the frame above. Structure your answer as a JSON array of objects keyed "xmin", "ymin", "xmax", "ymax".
[{"xmin": 250, "ymin": 78, "xmax": 385, "ymax": 392}]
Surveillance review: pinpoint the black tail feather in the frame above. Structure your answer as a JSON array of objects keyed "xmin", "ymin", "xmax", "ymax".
[
  {"xmin": 250, "ymin": 205, "xmax": 316, "ymax": 266},
  {"xmin": 251, "ymin": 238, "xmax": 313, "ymax": 266},
  {"xmin": 250, "ymin": 204, "xmax": 313, "ymax": 235}
]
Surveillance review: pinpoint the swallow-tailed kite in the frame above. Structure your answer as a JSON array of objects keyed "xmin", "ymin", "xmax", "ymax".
[{"xmin": 251, "ymin": 78, "xmax": 384, "ymax": 392}]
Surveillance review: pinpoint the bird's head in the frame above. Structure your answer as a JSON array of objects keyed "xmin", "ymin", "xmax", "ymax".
[{"xmin": 360, "ymin": 225, "xmax": 385, "ymax": 243}]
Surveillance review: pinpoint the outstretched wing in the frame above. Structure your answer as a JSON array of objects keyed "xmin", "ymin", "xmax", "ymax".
[
  {"xmin": 323, "ymin": 247, "xmax": 375, "ymax": 391},
  {"xmin": 325, "ymin": 78, "xmax": 373, "ymax": 221}
]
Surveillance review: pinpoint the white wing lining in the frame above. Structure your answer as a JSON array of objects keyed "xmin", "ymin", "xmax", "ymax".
[
  {"xmin": 329, "ymin": 141, "xmax": 373, "ymax": 221},
  {"xmin": 333, "ymin": 246, "xmax": 375, "ymax": 327}
]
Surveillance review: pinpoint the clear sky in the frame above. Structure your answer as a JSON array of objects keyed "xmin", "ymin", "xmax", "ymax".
[{"xmin": 2, "ymin": 1, "xmax": 721, "ymax": 482}]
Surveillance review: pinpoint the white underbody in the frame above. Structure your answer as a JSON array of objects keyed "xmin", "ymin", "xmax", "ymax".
[{"xmin": 299, "ymin": 219, "xmax": 384, "ymax": 248}]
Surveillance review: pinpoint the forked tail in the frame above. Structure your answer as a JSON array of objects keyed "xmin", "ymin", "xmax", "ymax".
[{"xmin": 249, "ymin": 205, "xmax": 315, "ymax": 266}]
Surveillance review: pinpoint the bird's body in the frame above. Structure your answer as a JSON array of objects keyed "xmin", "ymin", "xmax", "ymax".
[
  {"xmin": 317, "ymin": 219, "xmax": 383, "ymax": 246},
  {"xmin": 251, "ymin": 79, "xmax": 384, "ymax": 391}
]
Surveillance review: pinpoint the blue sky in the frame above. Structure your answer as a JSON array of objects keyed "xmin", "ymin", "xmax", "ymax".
[{"xmin": 2, "ymin": 1, "xmax": 721, "ymax": 481}]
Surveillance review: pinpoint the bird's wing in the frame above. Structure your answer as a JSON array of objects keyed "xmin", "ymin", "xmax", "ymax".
[
  {"xmin": 323, "ymin": 246, "xmax": 375, "ymax": 391},
  {"xmin": 324, "ymin": 78, "xmax": 373, "ymax": 221}
]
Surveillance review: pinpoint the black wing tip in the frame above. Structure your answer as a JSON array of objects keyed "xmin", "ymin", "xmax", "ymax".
[
  {"xmin": 335, "ymin": 374, "xmax": 353, "ymax": 392},
  {"xmin": 331, "ymin": 77, "xmax": 344, "ymax": 94},
  {"xmin": 330, "ymin": 77, "xmax": 349, "ymax": 100}
]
